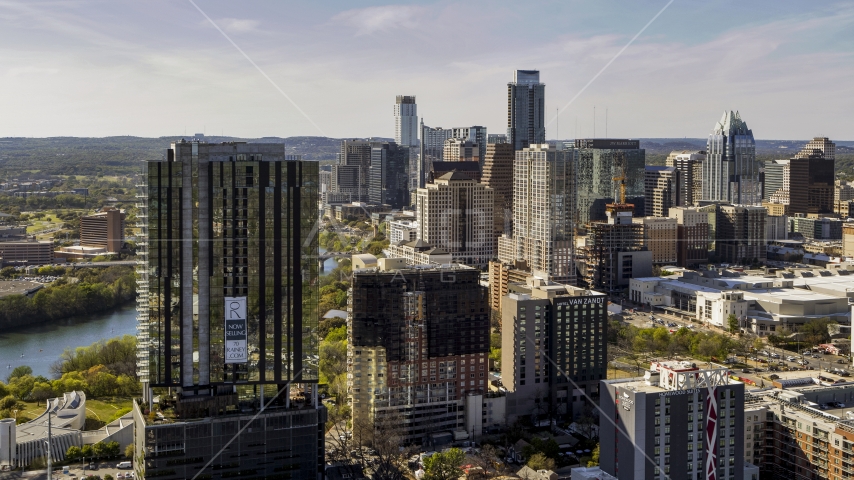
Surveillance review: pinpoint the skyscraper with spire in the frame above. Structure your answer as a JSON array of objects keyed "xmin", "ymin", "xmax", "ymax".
[{"xmin": 702, "ymin": 111, "xmax": 758, "ymax": 205}]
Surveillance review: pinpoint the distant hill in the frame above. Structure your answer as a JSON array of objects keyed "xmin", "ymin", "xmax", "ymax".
[{"xmin": 1, "ymin": 135, "xmax": 852, "ymax": 179}]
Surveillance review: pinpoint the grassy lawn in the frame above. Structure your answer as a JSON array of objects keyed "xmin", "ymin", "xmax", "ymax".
[
  {"xmin": 26, "ymin": 218, "xmax": 64, "ymax": 235},
  {"xmin": 9, "ymin": 397, "xmax": 132, "ymax": 430},
  {"xmin": 85, "ymin": 397, "xmax": 133, "ymax": 430},
  {"xmin": 607, "ymin": 368, "xmax": 638, "ymax": 380}
]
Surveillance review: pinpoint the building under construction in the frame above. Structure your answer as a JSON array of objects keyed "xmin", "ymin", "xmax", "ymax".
[
  {"xmin": 348, "ymin": 263, "xmax": 495, "ymax": 445},
  {"xmin": 578, "ymin": 204, "xmax": 652, "ymax": 291}
]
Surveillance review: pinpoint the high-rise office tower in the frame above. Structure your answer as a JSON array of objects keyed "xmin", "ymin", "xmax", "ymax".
[
  {"xmin": 669, "ymin": 206, "xmax": 710, "ymax": 267},
  {"xmin": 481, "ymin": 143, "xmax": 515, "ymax": 237},
  {"xmin": 763, "ymin": 137, "xmax": 835, "ymax": 215},
  {"xmin": 703, "ymin": 111, "xmax": 758, "ymax": 205},
  {"xmin": 796, "ymin": 136, "xmax": 835, "ymax": 160},
  {"xmin": 666, "ymin": 150, "xmax": 705, "ymax": 206},
  {"xmin": 334, "ymin": 139, "xmax": 373, "ymax": 201},
  {"xmin": 419, "ymin": 123, "xmax": 453, "ymax": 189},
  {"xmin": 644, "ymin": 166, "xmax": 680, "ymax": 217},
  {"xmin": 501, "ymin": 279, "xmax": 608, "ymax": 422},
  {"xmin": 137, "ymin": 141, "xmax": 324, "ymax": 479},
  {"xmin": 394, "ymin": 95, "xmax": 418, "ymax": 148},
  {"xmin": 633, "ymin": 216, "xmax": 677, "ymax": 265},
  {"xmin": 498, "ymin": 144, "xmax": 575, "ymax": 284},
  {"xmin": 348, "ymin": 264, "xmax": 492, "ymax": 444},
  {"xmin": 418, "ymin": 124, "xmax": 488, "ymax": 188},
  {"xmin": 450, "ymin": 126, "xmax": 488, "ymax": 166},
  {"xmin": 574, "ymin": 139, "xmax": 646, "ymax": 224},
  {"xmin": 368, "ymin": 142, "xmax": 409, "ymax": 208},
  {"xmin": 443, "ymin": 138, "xmax": 480, "ymax": 163},
  {"xmin": 507, "ymin": 70, "xmax": 545, "ymax": 151},
  {"xmin": 716, "ymin": 204, "xmax": 767, "ymax": 264},
  {"xmin": 414, "ymin": 172, "xmax": 494, "ymax": 266},
  {"xmin": 80, "ymin": 206, "xmax": 126, "ymax": 252}
]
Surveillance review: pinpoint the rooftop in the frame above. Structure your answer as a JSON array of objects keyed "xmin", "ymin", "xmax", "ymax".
[{"xmin": 0, "ymin": 280, "xmax": 44, "ymax": 298}]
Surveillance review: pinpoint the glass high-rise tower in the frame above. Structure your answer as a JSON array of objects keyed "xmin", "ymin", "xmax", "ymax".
[
  {"xmin": 703, "ymin": 110, "xmax": 758, "ymax": 205},
  {"xmin": 136, "ymin": 140, "xmax": 324, "ymax": 480},
  {"xmin": 507, "ymin": 70, "xmax": 545, "ymax": 151}
]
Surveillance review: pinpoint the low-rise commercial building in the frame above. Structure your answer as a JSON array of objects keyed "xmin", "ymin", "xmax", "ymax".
[
  {"xmin": 630, "ymin": 268, "xmax": 852, "ymax": 334},
  {"xmin": 0, "ymin": 240, "xmax": 54, "ymax": 266}
]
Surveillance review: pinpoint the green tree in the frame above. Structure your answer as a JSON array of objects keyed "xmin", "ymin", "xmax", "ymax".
[
  {"xmin": 319, "ymin": 337, "xmax": 347, "ymax": 384},
  {"xmin": 318, "ymin": 316, "xmax": 346, "ymax": 339},
  {"xmin": 93, "ymin": 441, "xmax": 108, "ymax": 459},
  {"xmin": 526, "ymin": 452, "xmax": 555, "ymax": 471},
  {"xmin": 727, "ymin": 314, "xmax": 739, "ymax": 335},
  {"xmin": 588, "ymin": 445, "xmax": 600, "ymax": 467},
  {"xmin": 124, "ymin": 443, "xmax": 135, "ymax": 458},
  {"xmin": 66, "ymin": 445, "xmax": 82, "ymax": 462},
  {"xmin": 81, "ymin": 444, "xmax": 93, "ymax": 459},
  {"xmin": 105, "ymin": 441, "xmax": 120, "ymax": 457},
  {"xmin": 6, "ymin": 365, "xmax": 32, "ymax": 383},
  {"xmin": 0, "ymin": 395, "xmax": 18, "ymax": 410},
  {"xmin": 801, "ymin": 318, "xmax": 833, "ymax": 347},
  {"xmin": 423, "ymin": 448, "xmax": 465, "ymax": 480},
  {"xmin": 0, "ymin": 382, "xmax": 9, "ymax": 398},
  {"xmin": 31, "ymin": 381, "xmax": 54, "ymax": 406},
  {"xmin": 8, "ymin": 374, "xmax": 35, "ymax": 400}
]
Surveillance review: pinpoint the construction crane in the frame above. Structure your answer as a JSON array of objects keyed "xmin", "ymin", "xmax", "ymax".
[{"xmin": 612, "ymin": 151, "xmax": 627, "ymax": 204}]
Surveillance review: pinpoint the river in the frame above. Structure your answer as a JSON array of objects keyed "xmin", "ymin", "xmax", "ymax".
[
  {"xmin": 0, "ymin": 303, "xmax": 137, "ymax": 378},
  {"xmin": 1, "ymin": 252, "xmax": 340, "ymax": 379},
  {"xmin": 319, "ymin": 247, "xmax": 340, "ymax": 276}
]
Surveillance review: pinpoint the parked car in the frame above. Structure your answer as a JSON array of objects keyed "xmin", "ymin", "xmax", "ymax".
[
  {"xmin": 742, "ymin": 368, "xmax": 752, "ymax": 373},
  {"xmin": 787, "ymin": 356, "xmax": 797, "ymax": 362},
  {"xmin": 837, "ymin": 359, "xmax": 847, "ymax": 364}
]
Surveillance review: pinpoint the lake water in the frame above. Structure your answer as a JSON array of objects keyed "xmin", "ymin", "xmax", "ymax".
[{"xmin": 0, "ymin": 304, "xmax": 137, "ymax": 378}]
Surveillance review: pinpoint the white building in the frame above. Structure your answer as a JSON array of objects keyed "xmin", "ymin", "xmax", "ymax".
[
  {"xmin": 415, "ymin": 172, "xmax": 494, "ymax": 266},
  {"xmin": 389, "ymin": 219, "xmax": 418, "ymax": 244},
  {"xmin": 697, "ymin": 290, "xmax": 748, "ymax": 328},
  {"xmin": 394, "ymin": 95, "xmax": 418, "ymax": 147}
]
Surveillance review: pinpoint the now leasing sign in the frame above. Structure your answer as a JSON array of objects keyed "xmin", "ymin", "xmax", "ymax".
[{"xmin": 224, "ymin": 297, "xmax": 248, "ymax": 364}]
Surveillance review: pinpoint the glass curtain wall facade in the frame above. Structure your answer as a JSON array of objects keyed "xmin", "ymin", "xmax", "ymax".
[
  {"xmin": 369, "ymin": 142, "xmax": 409, "ymax": 209},
  {"xmin": 145, "ymin": 141, "xmax": 319, "ymax": 395},
  {"xmin": 703, "ymin": 111, "xmax": 758, "ymax": 205},
  {"xmin": 507, "ymin": 70, "xmax": 545, "ymax": 151},
  {"xmin": 572, "ymin": 139, "xmax": 646, "ymax": 225}
]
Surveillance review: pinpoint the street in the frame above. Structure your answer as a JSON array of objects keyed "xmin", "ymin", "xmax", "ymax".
[
  {"xmin": 11, "ymin": 460, "xmax": 135, "ymax": 479},
  {"xmin": 613, "ymin": 304, "xmax": 852, "ymax": 389}
]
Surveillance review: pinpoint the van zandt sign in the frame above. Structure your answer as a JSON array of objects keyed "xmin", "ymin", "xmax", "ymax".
[{"xmin": 224, "ymin": 297, "xmax": 248, "ymax": 364}]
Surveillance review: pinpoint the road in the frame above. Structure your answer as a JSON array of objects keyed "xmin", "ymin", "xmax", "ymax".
[
  {"xmin": 613, "ymin": 302, "xmax": 852, "ymax": 388},
  {"xmin": 15, "ymin": 460, "xmax": 135, "ymax": 479}
]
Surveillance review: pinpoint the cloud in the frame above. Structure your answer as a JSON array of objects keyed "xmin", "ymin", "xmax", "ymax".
[
  {"xmin": 213, "ymin": 18, "xmax": 260, "ymax": 34},
  {"xmin": 330, "ymin": 4, "xmax": 425, "ymax": 36}
]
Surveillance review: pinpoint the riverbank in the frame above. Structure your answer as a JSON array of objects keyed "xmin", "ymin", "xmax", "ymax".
[{"xmin": 0, "ymin": 303, "xmax": 137, "ymax": 378}]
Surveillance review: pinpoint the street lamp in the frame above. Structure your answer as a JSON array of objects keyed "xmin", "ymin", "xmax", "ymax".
[{"xmin": 43, "ymin": 409, "xmax": 56, "ymax": 480}]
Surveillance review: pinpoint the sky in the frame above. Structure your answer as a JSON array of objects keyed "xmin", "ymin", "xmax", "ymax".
[{"xmin": 1, "ymin": 0, "xmax": 852, "ymax": 140}]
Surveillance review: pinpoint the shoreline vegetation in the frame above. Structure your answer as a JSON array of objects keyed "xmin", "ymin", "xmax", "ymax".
[{"xmin": 0, "ymin": 265, "xmax": 135, "ymax": 331}]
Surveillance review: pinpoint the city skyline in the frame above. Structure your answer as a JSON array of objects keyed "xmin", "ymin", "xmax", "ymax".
[{"xmin": 0, "ymin": 1, "xmax": 851, "ymax": 139}]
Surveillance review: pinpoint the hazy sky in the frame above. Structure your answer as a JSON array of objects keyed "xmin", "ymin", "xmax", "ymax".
[{"xmin": 1, "ymin": 0, "xmax": 852, "ymax": 139}]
